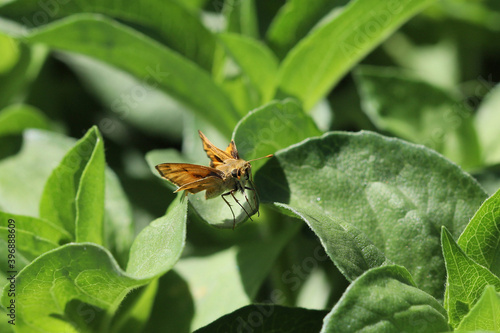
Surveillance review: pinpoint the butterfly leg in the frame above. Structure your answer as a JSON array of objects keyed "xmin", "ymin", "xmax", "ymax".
[
  {"xmin": 230, "ymin": 190, "xmax": 254, "ymax": 222},
  {"xmin": 243, "ymin": 186, "xmax": 259, "ymax": 217},
  {"xmin": 221, "ymin": 192, "xmax": 237, "ymax": 229}
]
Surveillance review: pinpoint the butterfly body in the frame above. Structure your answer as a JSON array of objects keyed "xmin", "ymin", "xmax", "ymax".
[{"xmin": 155, "ymin": 131, "xmax": 272, "ymax": 228}]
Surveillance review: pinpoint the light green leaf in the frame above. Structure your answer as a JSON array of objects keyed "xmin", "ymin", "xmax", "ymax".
[
  {"xmin": 266, "ymin": 0, "xmax": 340, "ymax": 59},
  {"xmin": 274, "ymin": 203, "xmax": 390, "ymax": 282},
  {"xmin": 257, "ymin": 131, "xmax": 487, "ymax": 298},
  {"xmin": 355, "ymin": 65, "xmax": 481, "ymax": 169},
  {"xmin": 278, "ymin": 0, "xmax": 435, "ymax": 110},
  {"xmin": 442, "ymin": 227, "xmax": 500, "ymax": 328},
  {"xmin": 126, "ymin": 195, "xmax": 187, "ymax": 278},
  {"xmin": 19, "ymin": 14, "xmax": 239, "ymax": 136},
  {"xmin": 195, "ymin": 305, "xmax": 327, "ymax": 333},
  {"xmin": 321, "ymin": 265, "xmax": 449, "ymax": 333},
  {"xmin": 0, "ymin": 104, "xmax": 50, "ymax": 136},
  {"xmin": 475, "ymin": 84, "xmax": 500, "ymax": 165},
  {"xmin": 0, "ymin": 197, "xmax": 187, "ymax": 332},
  {"xmin": 233, "ymin": 99, "xmax": 322, "ymax": 171},
  {"xmin": 0, "ymin": 0, "xmax": 216, "ymax": 70},
  {"xmin": 0, "ymin": 130, "xmax": 73, "ymax": 217},
  {"xmin": 456, "ymin": 285, "xmax": 500, "ymax": 331},
  {"xmin": 458, "ymin": 188, "xmax": 500, "ymax": 278},
  {"xmin": 175, "ymin": 221, "xmax": 300, "ymax": 331},
  {"xmin": 218, "ymin": 33, "xmax": 279, "ymax": 104},
  {"xmin": 39, "ymin": 126, "xmax": 105, "ymax": 244}
]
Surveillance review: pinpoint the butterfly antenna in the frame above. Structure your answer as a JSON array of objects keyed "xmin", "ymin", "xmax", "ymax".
[{"xmin": 247, "ymin": 154, "xmax": 273, "ymax": 162}]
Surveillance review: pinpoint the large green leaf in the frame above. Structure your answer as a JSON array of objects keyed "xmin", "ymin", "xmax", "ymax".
[
  {"xmin": 274, "ymin": 203, "xmax": 390, "ymax": 282},
  {"xmin": 442, "ymin": 227, "xmax": 500, "ymax": 328},
  {"xmin": 195, "ymin": 304, "xmax": 327, "ymax": 333},
  {"xmin": 278, "ymin": 0, "xmax": 435, "ymax": 110},
  {"xmin": 0, "ymin": 196, "xmax": 187, "ymax": 333},
  {"xmin": 320, "ymin": 265, "xmax": 449, "ymax": 332},
  {"xmin": 458, "ymin": 188, "xmax": 500, "ymax": 278},
  {"xmin": 456, "ymin": 285, "xmax": 500, "ymax": 331},
  {"xmin": 39, "ymin": 126, "xmax": 105, "ymax": 244},
  {"xmin": 0, "ymin": 0, "xmax": 216, "ymax": 70},
  {"xmin": 355, "ymin": 65, "xmax": 481, "ymax": 169},
  {"xmin": 475, "ymin": 83, "xmax": 500, "ymax": 165},
  {"xmin": 257, "ymin": 131, "xmax": 487, "ymax": 298},
  {"xmin": 17, "ymin": 14, "xmax": 239, "ymax": 136}
]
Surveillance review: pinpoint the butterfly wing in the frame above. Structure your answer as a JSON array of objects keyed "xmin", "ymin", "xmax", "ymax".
[
  {"xmin": 225, "ymin": 140, "xmax": 239, "ymax": 159},
  {"xmin": 155, "ymin": 163, "xmax": 224, "ymax": 194},
  {"xmin": 198, "ymin": 130, "xmax": 234, "ymax": 167}
]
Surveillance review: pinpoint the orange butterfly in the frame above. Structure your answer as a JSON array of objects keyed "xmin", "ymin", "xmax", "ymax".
[{"xmin": 155, "ymin": 131, "xmax": 273, "ymax": 228}]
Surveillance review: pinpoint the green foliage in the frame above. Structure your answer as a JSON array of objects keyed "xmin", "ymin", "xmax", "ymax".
[{"xmin": 1, "ymin": 0, "xmax": 499, "ymax": 332}]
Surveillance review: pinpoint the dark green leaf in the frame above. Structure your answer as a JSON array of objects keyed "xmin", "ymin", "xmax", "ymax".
[
  {"xmin": 321, "ymin": 265, "xmax": 449, "ymax": 333},
  {"xmin": 442, "ymin": 227, "xmax": 500, "ymax": 328},
  {"xmin": 0, "ymin": 0, "xmax": 216, "ymax": 70},
  {"xmin": 278, "ymin": 0, "xmax": 435, "ymax": 110},
  {"xmin": 19, "ymin": 14, "xmax": 239, "ymax": 136},
  {"xmin": 456, "ymin": 285, "xmax": 500, "ymax": 331},
  {"xmin": 39, "ymin": 126, "xmax": 105, "ymax": 244},
  {"xmin": 195, "ymin": 304, "xmax": 327, "ymax": 333},
  {"xmin": 257, "ymin": 131, "xmax": 487, "ymax": 298},
  {"xmin": 266, "ymin": 0, "xmax": 340, "ymax": 59},
  {"xmin": 355, "ymin": 65, "xmax": 481, "ymax": 169},
  {"xmin": 458, "ymin": 188, "xmax": 500, "ymax": 278}
]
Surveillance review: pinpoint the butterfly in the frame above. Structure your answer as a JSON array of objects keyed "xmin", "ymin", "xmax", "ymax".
[{"xmin": 155, "ymin": 130, "xmax": 273, "ymax": 228}]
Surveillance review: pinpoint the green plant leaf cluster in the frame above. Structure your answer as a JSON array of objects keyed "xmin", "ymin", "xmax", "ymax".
[{"xmin": 1, "ymin": 0, "xmax": 500, "ymax": 332}]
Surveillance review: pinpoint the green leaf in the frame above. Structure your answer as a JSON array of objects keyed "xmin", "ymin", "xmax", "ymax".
[
  {"xmin": 0, "ymin": 0, "xmax": 216, "ymax": 70},
  {"xmin": 0, "ymin": 104, "xmax": 50, "ymax": 136},
  {"xmin": 257, "ymin": 131, "xmax": 487, "ymax": 298},
  {"xmin": 218, "ymin": 33, "xmax": 279, "ymax": 105},
  {"xmin": 475, "ymin": 84, "xmax": 500, "ymax": 165},
  {"xmin": 174, "ymin": 221, "xmax": 300, "ymax": 330},
  {"xmin": 233, "ymin": 99, "xmax": 322, "ymax": 171},
  {"xmin": 195, "ymin": 304, "xmax": 328, "ymax": 333},
  {"xmin": 456, "ymin": 285, "xmax": 500, "ymax": 331},
  {"xmin": 126, "ymin": 195, "xmax": 187, "ymax": 278},
  {"xmin": 266, "ymin": 0, "xmax": 340, "ymax": 59},
  {"xmin": 441, "ymin": 227, "xmax": 500, "ymax": 328},
  {"xmin": 274, "ymin": 203, "xmax": 390, "ymax": 282},
  {"xmin": 458, "ymin": 188, "xmax": 500, "ymax": 278},
  {"xmin": 0, "ymin": 211, "xmax": 70, "ymax": 260},
  {"xmin": 19, "ymin": 14, "xmax": 239, "ymax": 136},
  {"xmin": 278, "ymin": 0, "xmax": 435, "ymax": 110},
  {"xmin": 39, "ymin": 126, "xmax": 105, "ymax": 244},
  {"xmin": 355, "ymin": 66, "xmax": 481, "ymax": 169},
  {"xmin": 0, "ymin": 197, "xmax": 187, "ymax": 332},
  {"xmin": 320, "ymin": 265, "xmax": 449, "ymax": 333},
  {"xmin": 0, "ymin": 130, "xmax": 73, "ymax": 217},
  {"xmin": 223, "ymin": 0, "xmax": 259, "ymax": 38}
]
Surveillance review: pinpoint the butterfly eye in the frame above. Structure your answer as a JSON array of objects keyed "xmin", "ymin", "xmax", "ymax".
[{"xmin": 231, "ymin": 169, "xmax": 238, "ymax": 178}]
